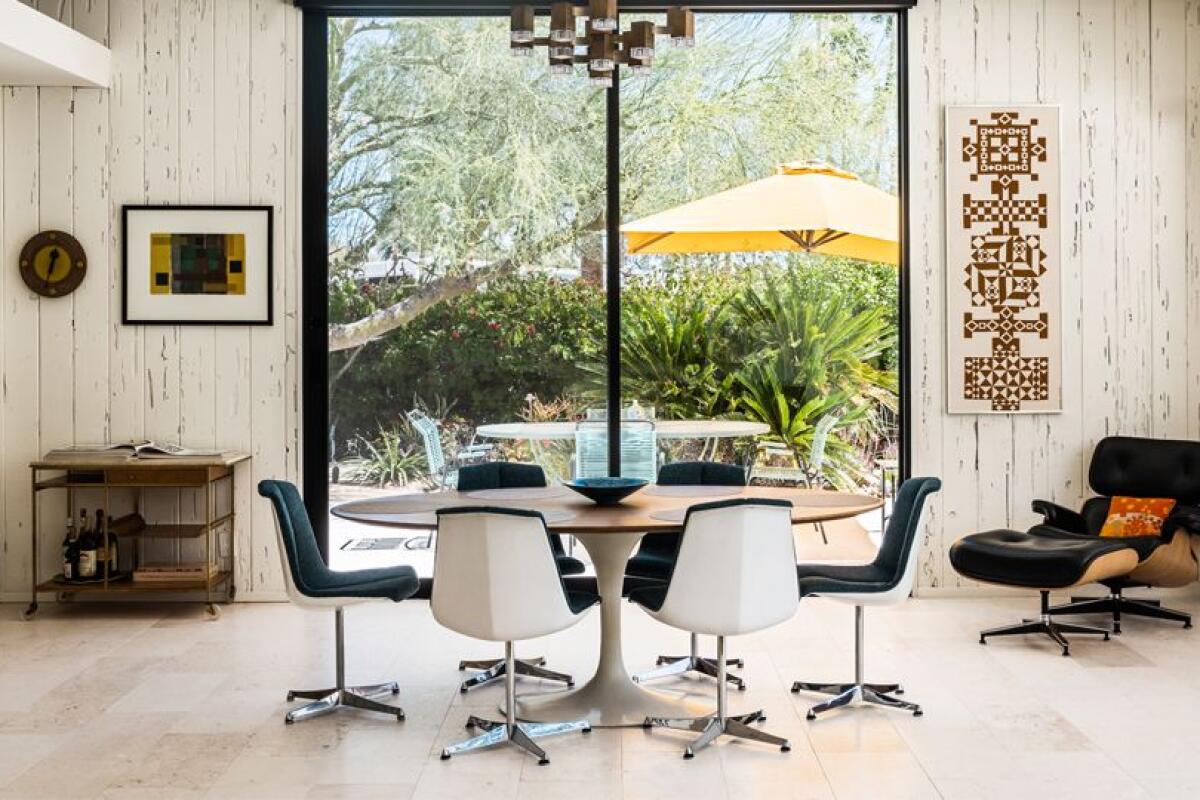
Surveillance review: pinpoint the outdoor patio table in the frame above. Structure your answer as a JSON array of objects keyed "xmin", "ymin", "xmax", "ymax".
[{"xmin": 331, "ymin": 485, "xmax": 881, "ymax": 727}]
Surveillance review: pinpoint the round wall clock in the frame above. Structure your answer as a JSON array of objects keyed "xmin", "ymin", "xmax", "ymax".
[{"xmin": 20, "ymin": 230, "xmax": 87, "ymax": 298}]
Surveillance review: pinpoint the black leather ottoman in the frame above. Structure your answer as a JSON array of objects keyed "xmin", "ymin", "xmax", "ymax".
[{"xmin": 950, "ymin": 529, "xmax": 1140, "ymax": 655}]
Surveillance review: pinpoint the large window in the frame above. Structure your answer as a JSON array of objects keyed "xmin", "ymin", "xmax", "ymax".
[{"xmin": 305, "ymin": 7, "xmax": 905, "ymax": 575}]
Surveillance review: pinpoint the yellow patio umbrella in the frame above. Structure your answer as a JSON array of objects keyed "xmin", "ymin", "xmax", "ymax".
[{"xmin": 621, "ymin": 162, "xmax": 899, "ymax": 265}]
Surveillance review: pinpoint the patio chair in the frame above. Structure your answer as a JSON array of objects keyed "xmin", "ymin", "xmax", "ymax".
[
  {"xmin": 574, "ymin": 420, "xmax": 657, "ymax": 483},
  {"xmin": 748, "ymin": 413, "xmax": 839, "ymax": 543},
  {"xmin": 406, "ymin": 408, "xmax": 493, "ymax": 490}
]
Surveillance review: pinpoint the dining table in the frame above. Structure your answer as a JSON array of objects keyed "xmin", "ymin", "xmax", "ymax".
[{"xmin": 331, "ymin": 484, "xmax": 882, "ymax": 727}]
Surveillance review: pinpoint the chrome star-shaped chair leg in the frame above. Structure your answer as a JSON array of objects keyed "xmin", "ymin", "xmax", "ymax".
[
  {"xmin": 457, "ymin": 655, "xmax": 573, "ymax": 693},
  {"xmin": 635, "ymin": 633, "xmax": 745, "ymax": 690}
]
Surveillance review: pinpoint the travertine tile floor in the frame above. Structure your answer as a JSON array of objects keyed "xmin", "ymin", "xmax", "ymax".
[{"xmin": 3, "ymin": 584, "xmax": 1200, "ymax": 800}]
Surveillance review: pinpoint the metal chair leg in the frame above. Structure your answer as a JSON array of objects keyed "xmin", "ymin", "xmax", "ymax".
[
  {"xmin": 284, "ymin": 608, "xmax": 405, "ymax": 724},
  {"xmin": 642, "ymin": 636, "xmax": 790, "ymax": 759},
  {"xmin": 458, "ymin": 655, "xmax": 569, "ymax": 693},
  {"xmin": 794, "ymin": 606, "xmax": 922, "ymax": 720},
  {"xmin": 441, "ymin": 642, "xmax": 590, "ymax": 765},
  {"xmin": 980, "ymin": 591, "xmax": 1111, "ymax": 655},
  {"xmin": 639, "ymin": 633, "xmax": 745, "ymax": 689}
]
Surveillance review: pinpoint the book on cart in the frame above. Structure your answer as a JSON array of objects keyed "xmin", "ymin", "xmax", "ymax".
[
  {"xmin": 45, "ymin": 440, "xmax": 224, "ymax": 459},
  {"xmin": 132, "ymin": 562, "xmax": 220, "ymax": 583}
]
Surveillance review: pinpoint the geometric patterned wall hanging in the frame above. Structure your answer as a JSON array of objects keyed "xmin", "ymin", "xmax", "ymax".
[{"xmin": 944, "ymin": 105, "xmax": 1062, "ymax": 413}]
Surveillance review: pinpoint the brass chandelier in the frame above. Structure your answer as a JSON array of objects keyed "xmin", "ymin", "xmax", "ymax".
[{"xmin": 510, "ymin": 1, "xmax": 695, "ymax": 87}]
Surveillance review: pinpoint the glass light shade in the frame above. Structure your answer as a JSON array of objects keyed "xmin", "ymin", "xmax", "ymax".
[
  {"xmin": 550, "ymin": 28, "xmax": 574, "ymax": 43},
  {"xmin": 510, "ymin": 30, "xmax": 534, "ymax": 44},
  {"xmin": 590, "ymin": 74, "xmax": 613, "ymax": 87},
  {"xmin": 550, "ymin": 63, "xmax": 573, "ymax": 76},
  {"xmin": 550, "ymin": 45, "xmax": 574, "ymax": 58},
  {"xmin": 591, "ymin": 17, "xmax": 617, "ymax": 32},
  {"xmin": 629, "ymin": 46, "xmax": 653, "ymax": 60},
  {"xmin": 589, "ymin": 58, "xmax": 614, "ymax": 72}
]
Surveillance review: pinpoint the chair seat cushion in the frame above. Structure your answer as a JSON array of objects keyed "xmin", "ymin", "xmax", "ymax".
[
  {"xmin": 626, "ymin": 582, "xmax": 668, "ymax": 613},
  {"xmin": 949, "ymin": 528, "xmax": 1137, "ymax": 589},
  {"xmin": 556, "ymin": 554, "xmax": 586, "ymax": 576},
  {"xmin": 304, "ymin": 564, "xmax": 420, "ymax": 603},
  {"xmin": 566, "ymin": 588, "xmax": 601, "ymax": 614},
  {"xmin": 795, "ymin": 562, "xmax": 893, "ymax": 598},
  {"xmin": 625, "ymin": 551, "xmax": 675, "ymax": 580},
  {"xmin": 1029, "ymin": 524, "xmax": 1163, "ymax": 561}
]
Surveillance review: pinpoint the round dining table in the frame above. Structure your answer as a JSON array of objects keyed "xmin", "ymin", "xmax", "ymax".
[{"xmin": 332, "ymin": 484, "xmax": 882, "ymax": 727}]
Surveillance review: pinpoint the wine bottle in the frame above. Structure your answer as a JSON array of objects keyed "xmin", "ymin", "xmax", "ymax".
[
  {"xmin": 61, "ymin": 516, "xmax": 76, "ymax": 581},
  {"xmin": 77, "ymin": 508, "xmax": 97, "ymax": 579},
  {"xmin": 94, "ymin": 509, "xmax": 107, "ymax": 577},
  {"xmin": 105, "ymin": 511, "xmax": 119, "ymax": 576}
]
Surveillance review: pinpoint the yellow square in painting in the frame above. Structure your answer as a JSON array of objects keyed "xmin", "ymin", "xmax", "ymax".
[{"xmin": 1098, "ymin": 496, "xmax": 1177, "ymax": 538}]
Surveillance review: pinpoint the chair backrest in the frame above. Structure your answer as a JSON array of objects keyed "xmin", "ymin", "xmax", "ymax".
[
  {"xmin": 406, "ymin": 409, "xmax": 446, "ymax": 477},
  {"xmin": 870, "ymin": 476, "xmax": 941, "ymax": 597},
  {"xmin": 257, "ymin": 479, "xmax": 329, "ymax": 605},
  {"xmin": 658, "ymin": 460, "xmax": 746, "ymax": 487},
  {"xmin": 808, "ymin": 414, "xmax": 839, "ymax": 478},
  {"xmin": 457, "ymin": 462, "xmax": 546, "ymax": 492},
  {"xmin": 432, "ymin": 507, "xmax": 581, "ymax": 642},
  {"xmin": 1088, "ymin": 436, "xmax": 1200, "ymax": 503},
  {"xmin": 655, "ymin": 499, "xmax": 799, "ymax": 636},
  {"xmin": 574, "ymin": 420, "xmax": 657, "ymax": 482}
]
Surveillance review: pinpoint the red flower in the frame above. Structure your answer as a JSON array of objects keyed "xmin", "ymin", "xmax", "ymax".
[
  {"xmin": 450, "ymin": 330, "xmax": 461, "ymax": 340},
  {"xmin": 525, "ymin": 324, "xmax": 536, "ymax": 334},
  {"xmin": 487, "ymin": 321, "xmax": 501, "ymax": 330}
]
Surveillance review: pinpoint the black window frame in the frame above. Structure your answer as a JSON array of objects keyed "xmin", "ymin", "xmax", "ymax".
[{"xmin": 301, "ymin": 1, "xmax": 913, "ymax": 557}]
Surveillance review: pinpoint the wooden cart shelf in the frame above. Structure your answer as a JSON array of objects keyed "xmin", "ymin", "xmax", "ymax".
[
  {"xmin": 24, "ymin": 451, "xmax": 249, "ymax": 620},
  {"xmin": 37, "ymin": 571, "xmax": 233, "ymax": 594}
]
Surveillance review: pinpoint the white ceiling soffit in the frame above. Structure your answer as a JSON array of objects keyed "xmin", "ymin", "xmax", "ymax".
[{"xmin": 0, "ymin": 0, "xmax": 110, "ymax": 88}]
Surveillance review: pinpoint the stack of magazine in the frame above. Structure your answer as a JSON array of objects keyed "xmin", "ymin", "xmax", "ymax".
[
  {"xmin": 47, "ymin": 440, "xmax": 223, "ymax": 459},
  {"xmin": 132, "ymin": 562, "xmax": 219, "ymax": 583}
]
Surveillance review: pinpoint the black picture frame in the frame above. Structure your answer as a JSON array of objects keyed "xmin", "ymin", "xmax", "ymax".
[{"xmin": 121, "ymin": 204, "xmax": 275, "ymax": 326}]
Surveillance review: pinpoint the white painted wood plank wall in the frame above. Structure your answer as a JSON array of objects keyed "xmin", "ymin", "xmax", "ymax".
[
  {"xmin": 0, "ymin": 0, "xmax": 300, "ymax": 601},
  {"xmin": 0, "ymin": 0, "xmax": 1194, "ymax": 598},
  {"xmin": 909, "ymin": 0, "xmax": 1200, "ymax": 589}
]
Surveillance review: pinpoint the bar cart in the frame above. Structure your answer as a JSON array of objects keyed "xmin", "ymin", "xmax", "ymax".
[{"xmin": 23, "ymin": 451, "xmax": 250, "ymax": 620}]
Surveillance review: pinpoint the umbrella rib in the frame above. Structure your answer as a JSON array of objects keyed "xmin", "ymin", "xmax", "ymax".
[
  {"xmin": 809, "ymin": 230, "xmax": 850, "ymax": 248},
  {"xmin": 630, "ymin": 232, "xmax": 673, "ymax": 254},
  {"xmin": 781, "ymin": 230, "xmax": 812, "ymax": 250}
]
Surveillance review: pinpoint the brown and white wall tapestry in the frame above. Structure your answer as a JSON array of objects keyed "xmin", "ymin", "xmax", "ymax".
[{"xmin": 944, "ymin": 105, "xmax": 1062, "ymax": 414}]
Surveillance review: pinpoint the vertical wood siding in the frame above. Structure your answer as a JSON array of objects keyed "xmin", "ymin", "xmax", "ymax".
[
  {"xmin": 0, "ymin": 0, "xmax": 300, "ymax": 600},
  {"xmin": 910, "ymin": 0, "xmax": 1200, "ymax": 588}
]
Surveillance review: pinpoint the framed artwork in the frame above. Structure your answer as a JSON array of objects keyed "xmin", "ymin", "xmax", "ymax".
[
  {"xmin": 122, "ymin": 205, "xmax": 273, "ymax": 325},
  {"xmin": 944, "ymin": 105, "xmax": 1062, "ymax": 413}
]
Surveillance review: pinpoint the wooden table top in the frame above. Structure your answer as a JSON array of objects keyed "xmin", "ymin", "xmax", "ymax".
[
  {"xmin": 331, "ymin": 485, "xmax": 882, "ymax": 534},
  {"xmin": 31, "ymin": 451, "xmax": 251, "ymax": 469}
]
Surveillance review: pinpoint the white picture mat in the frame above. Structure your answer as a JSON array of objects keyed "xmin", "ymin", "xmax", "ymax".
[{"xmin": 124, "ymin": 208, "xmax": 271, "ymax": 322}]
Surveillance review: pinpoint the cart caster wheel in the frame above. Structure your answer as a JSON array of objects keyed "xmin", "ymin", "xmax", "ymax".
[
  {"xmin": 20, "ymin": 604, "xmax": 37, "ymax": 621},
  {"xmin": 204, "ymin": 604, "xmax": 220, "ymax": 620}
]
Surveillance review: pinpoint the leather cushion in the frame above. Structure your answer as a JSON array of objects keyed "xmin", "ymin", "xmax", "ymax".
[
  {"xmin": 950, "ymin": 528, "xmax": 1137, "ymax": 589},
  {"xmin": 556, "ymin": 554, "xmax": 587, "ymax": 577},
  {"xmin": 1089, "ymin": 436, "xmax": 1200, "ymax": 503},
  {"xmin": 566, "ymin": 588, "xmax": 601, "ymax": 614},
  {"xmin": 625, "ymin": 547, "xmax": 675, "ymax": 580},
  {"xmin": 1028, "ymin": 525, "xmax": 1162, "ymax": 561},
  {"xmin": 626, "ymin": 583, "xmax": 668, "ymax": 613},
  {"xmin": 796, "ymin": 562, "xmax": 892, "ymax": 598}
]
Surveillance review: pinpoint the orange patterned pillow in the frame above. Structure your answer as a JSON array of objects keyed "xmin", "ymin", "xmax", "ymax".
[{"xmin": 1098, "ymin": 496, "xmax": 1177, "ymax": 538}]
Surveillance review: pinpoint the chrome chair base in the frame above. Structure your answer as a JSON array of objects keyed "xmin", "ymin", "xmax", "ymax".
[
  {"xmin": 980, "ymin": 592, "xmax": 1111, "ymax": 656},
  {"xmin": 800, "ymin": 683, "xmax": 921, "ymax": 721},
  {"xmin": 1049, "ymin": 590, "xmax": 1193, "ymax": 634},
  {"xmin": 644, "ymin": 711, "xmax": 789, "ymax": 759},
  {"xmin": 791, "ymin": 680, "xmax": 903, "ymax": 696},
  {"xmin": 441, "ymin": 716, "xmax": 591, "ymax": 765},
  {"xmin": 637, "ymin": 633, "xmax": 744, "ymax": 690},
  {"xmin": 285, "ymin": 683, "xmax": 404, "ymax": 724},
  {"xmin": 457, "ymin": 655, "xmax": 573, "ymax": 693}
]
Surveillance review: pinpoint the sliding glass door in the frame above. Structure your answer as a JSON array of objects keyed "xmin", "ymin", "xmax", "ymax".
[{"xmin": 310, "ymin": 7, "xmax": 903, "ymax": 574}]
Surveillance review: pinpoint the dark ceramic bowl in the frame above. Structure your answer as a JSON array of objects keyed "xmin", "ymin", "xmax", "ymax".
[{"xmin": 563, "ymin": 477, "xmax": 648, "ymax": 506}]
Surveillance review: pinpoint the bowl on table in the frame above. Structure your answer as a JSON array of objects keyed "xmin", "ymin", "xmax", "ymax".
[{"xmin": 563, "ymin": 477, "xmax": 648, "ymax": 506}]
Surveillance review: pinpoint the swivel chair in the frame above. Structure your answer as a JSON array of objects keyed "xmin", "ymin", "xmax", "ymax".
[
  {"xmin": 626, "ymin": 461, "xmax": 747, "ymax": 689},
  {"xmin": 791, "ymin": 477, "xmax": 940, "ymax": 720},
  {"xmin": 433, "ymin": 507, "xmax": 598, "ymax": 764},
  {"xmin": 630, "ymin": 499, "xmax": 798, "ymax": 759},
  {"xmin": 454, "ymin": 462, "xmax": 582, "ymax": 693},
  {"xmin": 259, "ymin": 480, "xmax": 417, "ymax": 724}
]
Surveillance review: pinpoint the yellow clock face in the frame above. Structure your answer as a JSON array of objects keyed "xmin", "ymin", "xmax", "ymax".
[{"xmin": 20, "ymin": 231, "xmax": 86, "ymax": 297}]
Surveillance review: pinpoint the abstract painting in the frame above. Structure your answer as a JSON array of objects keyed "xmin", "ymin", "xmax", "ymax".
[
  {"xmin": 123, "ymin": 206, "xmax": 272, "ymax": 325},
  {"xmin": 944, "ymin": 106, "xmax": 1061, "ymax": 413}
]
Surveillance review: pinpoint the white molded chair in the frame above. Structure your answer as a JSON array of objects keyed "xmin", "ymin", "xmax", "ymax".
[
  {"xmin": 258, "ymin": 480, "xmax": 417, "ymax": 725},
  {"xmin": 791, "ymin": 477, "xmax": 941, "ymax": 720},
  {"xmin": 628, "ymin": 499, "xmax": 799, "ymax": 759},
  {"xmin": 432, "ymin": 506, "xmax": 598, "ymax": 765}
]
